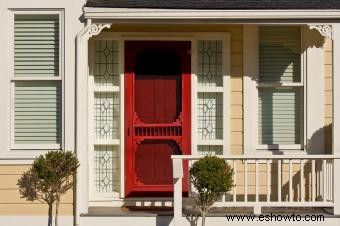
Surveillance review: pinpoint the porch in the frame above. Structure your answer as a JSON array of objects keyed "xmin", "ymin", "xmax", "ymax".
[
  {"xmin": 79, "ymin": 154, "xmax": 340, "ymax": 226},
  {"xmin": 76, "ymin": 4, "xmax": 340, "ymax": 226}
]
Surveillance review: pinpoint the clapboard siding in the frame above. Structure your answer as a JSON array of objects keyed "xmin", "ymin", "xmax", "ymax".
[{"xmin": 0, "ymin": 165, "xmax": 72, "ymax": 215}]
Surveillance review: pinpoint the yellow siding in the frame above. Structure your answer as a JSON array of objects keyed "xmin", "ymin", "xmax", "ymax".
[
  {"xmin": 0, "ymin": 165, "xmax": 73, "ymax": 215},
  {"xmin": 324, "ymin": 38, "xmax": 333, "ymax": 153}
]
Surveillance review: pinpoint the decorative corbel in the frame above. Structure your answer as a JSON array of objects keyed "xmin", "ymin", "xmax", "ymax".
[
  {"xmin": 87, "ymin": 23, "xmax": 111, "ymax": 38},
  {"xmin": 309, "ymin": 25, "xmax": 332, "ymax": 39}
]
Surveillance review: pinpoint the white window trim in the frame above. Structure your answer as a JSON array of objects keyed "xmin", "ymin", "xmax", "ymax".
[
  {"xmin": 9, "ymin": 10, "xmax": 64, "ymax": 151},
  {"xmin": 86, "ymin": 32, "xmax": 231, "ymax": 204},
  {"xmin": 244, "ymin": 25, "xmax": 325, "ymax": 154}
]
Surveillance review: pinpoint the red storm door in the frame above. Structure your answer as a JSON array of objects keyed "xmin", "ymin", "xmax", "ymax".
[{"xmin": 125, "ymin": 41, "xmax": 191, "ymax": 197}]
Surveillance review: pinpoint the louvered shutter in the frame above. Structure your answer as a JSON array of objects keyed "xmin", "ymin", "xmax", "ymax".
[
  {"xmin": 14, "ymin": 82, "xmax": 61, "ymax": 144},
  {"xmin": 14, "ymin": 15, "xmax": 59, "ymax": 77},
  {"xmin": 259, "ymin": 26, "xmax": 301, "ymax": 83},
  {"xmin": 258, "ymin": 87, "xmax": 301, "ymax": 144},
  {"xmin": 258, "ymin": 27, "xmax": 302, "ymax": 145},
  {"xmin": 13, "ymin": 15, "xmax": 61, "ymax": 147}
]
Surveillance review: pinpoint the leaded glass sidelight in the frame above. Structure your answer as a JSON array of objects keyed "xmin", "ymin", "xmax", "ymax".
[
  {"xmin": 94, "ymin": 40, "xmax": 119, "ymax": 86},
  {"xmin": 94, "ymin": 92, "xmax": 120, "ymax": 140},
  {"xmin": 197, "ymin": 40, "xmax": 223, "ymax": 87},
  {"xmin": 91, "ymin": 39, "xmax": 121, "ymax": 197},
  {"xmin": 195, "ymin": 38, "xmax": 227, "ymax": 156},
  {"xmin": 197, "ymin": 92, "xmax": 223, "ymax": 140},
  {"xmin": 94, "ymin": 145, "xmax": 120, "ymax": 193}
]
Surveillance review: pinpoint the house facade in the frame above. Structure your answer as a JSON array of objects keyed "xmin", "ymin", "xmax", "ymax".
[{"xmin": 1, "ymin": 0, "xmax": 340, "ymax": 226}]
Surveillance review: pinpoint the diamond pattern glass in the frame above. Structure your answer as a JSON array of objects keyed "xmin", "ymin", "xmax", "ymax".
[
  {"xmin": 197, "ymin": 92, "xmax": 223, "ymax": 140},
  {"xmin": 197, "ymin": 40, "xmax": 223, "ymax": 87},
  {"xmin": 94, "ymin": 145, "xmax": 120, "ymax": 192},
  {"xmin": 94, "ymin": 92, "xmax": 119, "ymax": 140},
  {"xmin": 94, "ymin": 40, "xmax": 119, "ymax": 86}
]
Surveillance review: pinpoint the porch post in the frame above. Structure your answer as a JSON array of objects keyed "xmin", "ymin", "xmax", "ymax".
[
  {"xmin": 332, "ymin": 23, "xmax": 340, "ymax": 215},
  {"xmin": 75, "ymin": 20, "xmax": 111, "ymax": 225},
  {"xmin": 172, "ymin": 158, "xmax": 183, "ymax": 226}
]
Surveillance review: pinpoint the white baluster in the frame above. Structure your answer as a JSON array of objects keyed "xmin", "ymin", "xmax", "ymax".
[
  {"xmin": 312, "ymin": 159, "xmax": 316, "ymax": 202},
  {"xmin": 300, "ymin": 159, "xmax": 305, "ymax": 202},
  {"xmin": 245, "ymin": 160, "xmax": 248, "ymax": 202},
  {"xmin": 289, "ymin": 159, "xmax": 293, "ymax": 202},
  {"xmin": 233, "ymin": 160, "xmax": 237, "ymax": 203},
  {"xmin": 323, "ymin": 159, "xmax": 327, "ymax": 202},
  {"xmin": 266, "ymin": 160, "xmax": 270, "ymax": 202},
  {"xmin": 255, "ymin": 160, "xmax": 259, "ymax": 203},
  {"xmin": 278, "ymin": 160, "xmax": 282, "ymax": 202}
]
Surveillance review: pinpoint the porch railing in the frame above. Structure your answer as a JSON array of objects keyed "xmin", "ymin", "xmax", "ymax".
[{"xmin": 171, "ymin": 155, "xmax": 340, "ymax": 225}]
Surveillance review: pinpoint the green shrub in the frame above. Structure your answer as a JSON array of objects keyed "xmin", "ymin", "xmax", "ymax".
[
  {"xmin": 17, "ymin": 150, "xmax": 79, "ymax": 226},
  {"xmin": 190, "ymin": 155, "xmax": 234, "ymax": 226}
]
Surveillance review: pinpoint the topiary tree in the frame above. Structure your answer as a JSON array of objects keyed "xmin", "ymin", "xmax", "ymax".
[
  {"xmin": 190, "ymin": 155, "xmax": 234, "ymax": 226},
  {"xmin": 17, "ymin": 150, "xmax": 79, "ymax": 226}
]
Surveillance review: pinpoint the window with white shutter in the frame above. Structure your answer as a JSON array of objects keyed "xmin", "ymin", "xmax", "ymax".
[
  {"xmin": 12, "ymin": 13, "xmax": 62, "ymax": 149},
  {"xmin": 258, "ymin": 26, "xmax": 303, "ymax": 148}
]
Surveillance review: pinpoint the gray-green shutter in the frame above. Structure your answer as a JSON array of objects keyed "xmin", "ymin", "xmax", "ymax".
[
  {"xmin": 14, "ymin": 15, "xmax": 59, "ymax": 77},
  {"xmin": 259, "ymin": 26, "xmax": 301, "ymax": 83},
  {"xmin": 258, "ymin": 26, "xmax": 302, "ymax": 145},
  {"xmin": 14, "ymin": 82, "xmax": 61, "ymax": 144},
  {"xmin": 258, "ymin": 87, "xmax": 301, "ymax": 145},
  {"xmin": 14, "ymin": 15, "xmax": 61, "ymax": 146}
]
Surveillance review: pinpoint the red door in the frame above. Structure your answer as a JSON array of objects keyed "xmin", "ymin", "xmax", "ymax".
[{"xmin": 125, "ymin": 41, "xmax": 191, "ymax": 197}]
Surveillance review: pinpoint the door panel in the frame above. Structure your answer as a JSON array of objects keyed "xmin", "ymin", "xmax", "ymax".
[
  {"xmin": 135, "ymin": 74, "xmax": 181, "ymax": 123},
  {"xmin": 135, "ymin": 140, "xmax": 180, "ymax": 185},
  {"xmin": 125, "ymin": 41, "xmax": 191, "ymax": 197}
]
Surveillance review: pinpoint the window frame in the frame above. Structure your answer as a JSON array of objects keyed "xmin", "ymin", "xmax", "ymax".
[
  {"xmin": 243, "ymin": 25, "xmax": 308, "ymax": 154},
  {"xmin": 10, "ymin": 10, "xmax": 64, "ymax": 150},
  {"xmin": 256, "ymin": 26, "xmax": 305, "ymax": 150}
]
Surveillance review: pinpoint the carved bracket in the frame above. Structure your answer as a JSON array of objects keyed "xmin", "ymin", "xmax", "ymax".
[
  {"xmin": 87, "ymin": 23, "xmax": 111, "ymax": 38},
  {"xmin": 309, "ymin": 25, "xmax": 332, "ymax": 39}
]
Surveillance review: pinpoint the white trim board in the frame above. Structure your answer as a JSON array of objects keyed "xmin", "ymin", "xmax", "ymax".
[
  {"xmin": 84, "ymin": 8, "xmax": 340, "ymax": 20},
  {"xmin": 0, "ymin": 216, "xmax": 73, "ymax": 226}
]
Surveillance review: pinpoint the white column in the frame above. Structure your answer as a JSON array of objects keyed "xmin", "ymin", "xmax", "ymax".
[
  {"xmin": 75, "ymin": 22, "xmax": 91, "ymax": 226},
  {"xmin": 172, "ymin": 158, "xmax": 183, "ymax": 226},
  {"xmin": 75, "ymin": 20, "xmax": 111, "ymax": 225},
  {"xmin": 243, "ymin": 25, "xmax": 258, "ymax": 154},
  {"xmin": 332, "ymin": 23, "xmax": 340, "ymax": 215}
]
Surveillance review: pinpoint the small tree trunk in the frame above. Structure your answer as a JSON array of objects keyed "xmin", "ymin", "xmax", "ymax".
[
  {"xmin": 201, "ymin": 211, "xmax": 206, "ymax": 226},
  {"xmin": 55, "ymin": 197, "xmax": 60, "ymax": 226},
  {"xmin": 48, "ymin": 203, "xmax": 53, "ymax": 226}
]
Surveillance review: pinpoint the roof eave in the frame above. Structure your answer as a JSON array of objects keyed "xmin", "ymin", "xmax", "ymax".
[{"xmin": 83, "ymin": 7, "xmax": 340, "ymax": 21}]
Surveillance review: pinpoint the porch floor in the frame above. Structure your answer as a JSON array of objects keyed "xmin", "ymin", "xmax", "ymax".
[{"xmin": 83, "ymin": 206, "xmax": 335, "ymax": 217}]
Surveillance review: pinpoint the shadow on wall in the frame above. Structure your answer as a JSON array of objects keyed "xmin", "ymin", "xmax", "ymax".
[
  {"xmin": 278, "ymin": 123, "xmax": 333, "ymax": 202},
  {"xmin": 306, "ymin": 123, "xmax": 332, "ymax": 154}
]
